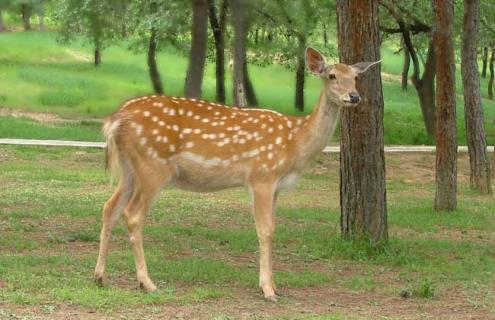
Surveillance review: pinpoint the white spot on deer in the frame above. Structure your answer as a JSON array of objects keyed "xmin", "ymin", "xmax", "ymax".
[
  {"xmin": 214, "ymin": 111, "xmax": 220, "ymax": 116},
  {"xmin": 278, "ymin": 124, "xmax": 283, "ymax": 130},
  {"xmin": 212, "ymin": 122, "xmax": 218, "ymax": 126},
  {"xmin": 275, "ymin": 137, "xmax": 282, "ymax": 144},
  {"xmin": 267, "ymin": 152, "xmax": 273, "ymax": 160},
  {"xmin": 156, "ymin": 136, "xmax": 162, "ymax": 142},
  {"xmin": 190, "ymin": 98, "xmax": 197, "ymax": 102},
  {"xmin": 152, "ymin": 129, "xmax": 159, "ymax": 135},
  {"xmin": 169, "ymin": 109, "xmax": 176, "ymax": 116},
  {"xmin": 268, "ymin": 127, "xmax": 274, "ymax": 133},
  {"xmin": 163, "ymin": 108, "xmax": 169, "ymax": 114},
  {"xmin": 185, "ymin": 141, "xmax": 194, "ymax": 148},
  {"xmin": 223, "ymin": 137, "xmax": 231, "ymax": 144},
  {"xmin": 201, "ymin": 134, "xmax": 209, "ymax": 139},
  {"xmin": 209, "ymin": 134, "xmax": 216, "ymax": 139},
  {"xmin": 130, "ymin": 121, "xmax": 137, "ymax": 128},
  {"xmin": 267, "ymin": 144, "xmax": 273, "ymax": 150},
  {"xmin": 178, "ymin": 109, "xmax": 185, "ymax": 115},
  {"xmin": 202, "ymin": 118, "xmax": 210, "ymax": 123},
  {"xmin": 194, "ymin": 128, "xmax": 201, "ymax": 134},
  {"xmin": 288, "ymin": 133, "xmax": 293, "ymax": 140},
  {"xmin": 180, "ymin": 152, "xmax": 222, "ymax": 167},
  {"xmin": 261, "ymin": 123, "xmax": 267, "ymax": 129},
  {"xmin": 169, "ymin": 144, "xmax": 176, "ymax": 152},
  {"xmin": 183, "ymin": 128, "xmax": 193, "ymax": 134},
  {"xmin": 238, "ymin": 138, "xmax": 246, "ymax": 144},
  {"xmin": 287, "ymin": 120, "xmax": 292, "ymax": 128},
  {"xmin": 296, "ymin": 118, "xmax": 303, "ymax": 125},
  {"xmin": 136, "ymin": 124, "xmax": 143, "ymax": 135},
  {"xmin": 260, "ymin": 145, "xmax": 266, "ymax": 152},
  {"xmin": 232, "ymin": 154, "xmax": 240, "ymax": 161},
  {"xmin": 278, "ymin": 159, "xmax": 285, "ymax": 166},
  {"xmin": 143, "ymin": 111, "xmax": 151, "ymax": 117},
  {"xmin": 194, "ymin": 115, "xmax": 200, "ymax": 120},
  {"xmin": 219, "ymin": 132, "xmax": 226, "ymax": 138},
  {"xmin": 140, "ymin": 137, "xmax": 147, "ymax": 145},
  {"xmin": 187, "ymin": 111, "xmax": 194, "ymax": 117},
  {"xmin": 172, "ymin": 125, "xmax": 179, "ymax": 131},
  {"xmin": 158, "ymin": 121, "xmax": 165, "ymax": 126},
  {"xmin": 162, "ymin": 136, "xmax": 168, "ymax": 143},
  {"xmin": 152, "ymin": 116, "xmax": 158, "ymax": 122}
]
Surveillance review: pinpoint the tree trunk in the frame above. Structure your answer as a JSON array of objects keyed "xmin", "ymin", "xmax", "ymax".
[
  {"xmin": 461, "ymin": 0, "xmax": 491, "ymax": 194},
  {"xmin": 185, "ymin": 0, "xmax": 208, "ymax": 99},
  {"xmin": 0, "ymin": 8, "xmax": 4, "ymax": 32},
  {"xmin": 337, "ymin": 0, "xmax": 388, "ymax": 244},
  {"xmin": 434, "ymin": 0, "xmax": 457, "ymax": 211},
  {"xmin": 208, "ymin": 0, "xmax": 227, "ymax": 103},
  {"xmin": 21, "ymin": 4, "xmax": 32, "ymax": 31},
  {"xmin": 243, "ymin": 62, "xmax": 258, "ymax": 106},
  {"xmin": 489, "ymin": 46, "xmax": 494, "ymax": 100},
  {"xmin": 94, "ymin": 40, "xmax": 101, "ymax": 67},
  {"xmin": 411, "ymin": 40, "xmax": 437, "ymax": 139},
  {"xmin": 401, "ymin": 35, "xmax": 410, "ymax": 91},
  {"xmin": 481, "ymin": 46, "xmax": 488, "ymax": 78},
  {"xmin": 232, "ymin": 0, "xmax": 247, "ymax": 106},
  {"xmin": 323, "ymin": 22, "xmax": 328, "ymax": 48},
  {"xmin": 148, "ymin": 27, "xmax": 163, "ymax": 94},
  {"xmin": 295, "ymin": 35, "xmax": 306, "ymax": 112}
]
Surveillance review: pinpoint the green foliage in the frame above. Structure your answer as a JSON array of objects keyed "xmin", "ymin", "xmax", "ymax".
[{"xmin": 414, "ymin": 278, "xmax": 436, "ymax": 299}]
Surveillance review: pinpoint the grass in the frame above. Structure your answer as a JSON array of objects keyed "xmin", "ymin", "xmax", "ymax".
[
  {"xmin": 0, "ymin": 146, "xmax": 494, "ymax": 319},
  {"xmin": 0, "ymin": 31, "xmax": 494, "ymax": 145}
]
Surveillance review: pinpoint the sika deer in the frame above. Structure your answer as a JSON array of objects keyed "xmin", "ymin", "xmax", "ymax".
[{"xmin": 94, "ymin": 47, "xmax": 380, "ymax": 301}]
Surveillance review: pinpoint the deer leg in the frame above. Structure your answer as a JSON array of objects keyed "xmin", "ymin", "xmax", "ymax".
[
  {"xmin": 123, "ymin": 187, "xmax": 157, "ymax": 292},
  {"xmin": 94, "ymin": 179, "xmax": 133, "ymax": 285},
  {"xmin": 250, "ymin": 182, "xmax": 277, "ymax": 301}
]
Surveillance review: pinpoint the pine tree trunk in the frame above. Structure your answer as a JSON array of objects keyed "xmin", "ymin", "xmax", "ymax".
[
  {"xmin": 489, "ymin": 46, "xmax": 494, "ymax": 100},
  {"xmin": 461, "ymin": 0, "xmax": 491, "ymax": 194},
  {"xmin": 21, "ymin": 4, "xmax": 32, "ymax": 31},
  {"xmin": 322, "ymin": 22, "xmax": 328, "ymax": 48},
  {"xmin": 434, "ymin": 0, "xmax": 457, "ymax": 210},
  {"xmin": 185, "ymin": 0, "xmax": 208, "ymax": 98},
  {"xmin": 148, "ymin": 27, "xmax": 163, "ymax": 94},
  {"xmin": 232, "ymin": 0, "xmax": 247, "ymax": 107},
  {"xmin": 401, "ymin": 36, "xmax": 410, "ymax": 91},
  {"xmin": 295, "ymin": 35, "xmax": 306, "ymax": 112},
  {"xmin": 208, "ymin": 0, "xmax": 227, "ymax": 103},
  {"xmin": 481, "ymin": 46, "xmax": 488, "ymax": 78},
  {"xmin": 337, "ymin": 0, "xmax": 388, "ymax": 244}
]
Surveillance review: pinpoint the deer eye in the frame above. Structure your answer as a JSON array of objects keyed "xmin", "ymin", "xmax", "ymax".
[
  {"xmin": 355, "ymin": 76, "xmax": 358, "ymax": 81},
  {"xmin": 329, "ymin": 74, "xmax": 336, "ymax": 80}
]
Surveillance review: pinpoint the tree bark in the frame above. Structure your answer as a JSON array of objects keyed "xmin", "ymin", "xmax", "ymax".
[
  {"xmin": 489, "ymin": 46, "xmax": 494, "ymax": 100},
  {"xmin": 21, "ymin": 4, "xmax": 32, "ymax": 31},
  {"xmin": 185, "ymin": 0, "xmax": 208, "ymax": 98},
  {"xmin": 208, "ymin": 0, "xmax": 227, "ymax": 103},
  {"xmin": 434, "ymin": 0, "xmax": 457, "ymax": 210},
  {"xmin": 148, "ymin": 27, "xmax": 163, "ymax": 94},
  {"xmin": 232, "ymin": 0, "xmax": 247, "ymax": 106},
  {"xmin": 401, "ymin": 35, "xmax": 410, "ymax": 91},
  {"xmin": 295, "ymin": 34, "xmax": 306, "ymax": 112},
  {"xmin": 323, "ymin": 22, "xmax": 328, "ymax": 47},
  {"xmin": 243, "ymin": 62, "xmax": 258, "ymax": 106},
  {"xmin": 337, "ymin": 0, "xmax": 388, "ymax": 244},
  {"xmin": 461, "ymin": 0, "xmax": 491, "ymax": 194},
  {"xmin": 481, "ymin": 46, "xmax": 488, "ymax": 78}
]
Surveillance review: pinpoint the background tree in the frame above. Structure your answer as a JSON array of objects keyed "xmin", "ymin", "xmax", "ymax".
[
  {"xmin": 337, "ymin": 0, "xmax": 388, "ymax": 243},
  {"xmin": 461, "ymin": 0, "xmax": 491, "ymax": 194},
  {"xmin": 0, "ymin": 0, "xmax": 11, "ymax": 31},
  {"xmin": 55, "ymin": 0, "xmax": 124, "ymax": 66},
  {"xmin": 434, "ymin": 0, "xmax": 457, "ymax": 210},
  {"xmin": 381, "ymin": 0, "xmax": 436, "ymax": 139},
  {"xmin": 208, "ymin": 0, "xmax": 228, "ymax": 103},
  {"xmin": 185, "ymin": 0, "xmax": 208, "ymax": 98},
  {"xmin": 126, "ymin": 0, "xmax": 189, "ymax": 94}
]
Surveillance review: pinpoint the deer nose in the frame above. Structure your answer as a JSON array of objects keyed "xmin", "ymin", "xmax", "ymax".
[{"xmin": 349, "ymin": 92, "xmax": 360, "ymax": 104}]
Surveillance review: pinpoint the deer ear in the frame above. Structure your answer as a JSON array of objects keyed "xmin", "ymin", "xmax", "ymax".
[
  {"xmin": 351, "ymin": 61, "xmax": 381, "ymax": 74},
  {"xmin": 305, "ymin": 47, "xmax": 327, "ymax": 77}
]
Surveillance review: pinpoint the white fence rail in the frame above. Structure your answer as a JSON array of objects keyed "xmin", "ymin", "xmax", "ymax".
[{"xmin": 1, "ymin": 138, "xmax": 494, "ymax": 153}]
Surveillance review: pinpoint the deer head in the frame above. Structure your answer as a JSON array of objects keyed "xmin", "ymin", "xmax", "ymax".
[{"xmin": 305, "ymin": 47, "xmax": 380, "ymax": 107}]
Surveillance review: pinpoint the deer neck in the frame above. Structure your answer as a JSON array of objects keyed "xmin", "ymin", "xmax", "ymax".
[{"xmin": 294, "ymin": 91, "xmax": 341, "ymax": 168}]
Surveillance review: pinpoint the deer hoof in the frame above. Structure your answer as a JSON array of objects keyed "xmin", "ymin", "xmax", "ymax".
[
  {"xmin": 94, "ymin": 275, "xmax": 105, "ymax": 287},
  {"xmin": 264, "ymin": 294, "xmax": 278, "ymax": 302},
  {"xmin": 139, "ymin": 281, "xmax": 157, "ymax": 293}
]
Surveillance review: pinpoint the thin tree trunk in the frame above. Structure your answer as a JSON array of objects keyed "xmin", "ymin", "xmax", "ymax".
[
  {"xmin": 411, "ymin": 40, "xmax": 436, "ymax": 139},
  {"xmin": 481, "ymin": 46, "xmax": 488, "ymax": 78},
  {"xmin": 185, "ymin": 0, "xmax": 208, "ymax": 98},
  {"xmin": 322, "ymin": 22, "xmax": 328, "ymax": 48},
  {"xmin": 461, "ymin": 0, "xmax": 491, "ymax": 194},
  {"xmin": 232, "ymin": 0, "xmax": 247, "ymax": 106},
  {"xmin": 94, "ymin": 40, "xmax": 101, "ymax": 67},
  {"xmin": 295, "ymin": 35, "xmax": 306, "ymax": 112},
  {"xmin": 337, "ymin": 0, "xmax": 388, "ymax": 244},
  {"xmin": 434, "ymin": 0, "xmax": 457, "ymax": 211},
  {"xmin": 401, "ymin": 35, "xmax": 410, "ymax": 91},
  {"xmin": 0, "ymin": 8, "xmax": 4, "ymax": 32},
  {"xmin": 489, "ymin": 46, "xmax": 494, "ymax": 100},
  {"xmin": 148, "ymin": 27, "xmax": 163, "ymax": 94},
  {"xmin": 21, "ymin": 4, "xmax": 32, "ymax": 31},
  {"xmin": 208, "ymin": 0, "xmax": 227, "ymax": 103}
]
